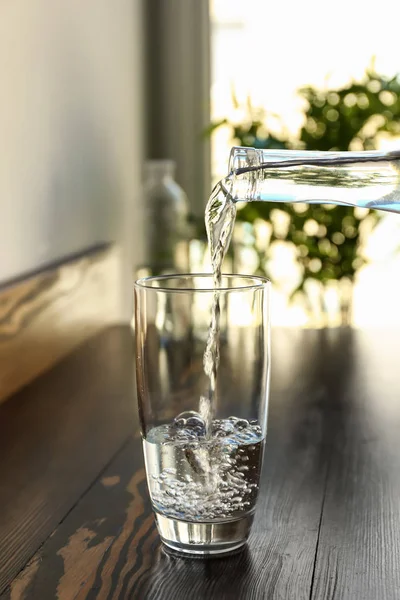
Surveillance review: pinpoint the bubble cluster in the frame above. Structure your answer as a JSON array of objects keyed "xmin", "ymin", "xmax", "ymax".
[
  {"xmin": 145, "ymin": 416, "xmax": 264, "ymax": 522},
  {"xmin": 172, "ymin": 411, "xmax": 207, "ymax": 439}
]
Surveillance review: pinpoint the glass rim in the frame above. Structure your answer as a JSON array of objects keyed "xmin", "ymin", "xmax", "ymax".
[{"xmin": 134, "ymin": 273, "xmax": 271, "ymax": 293}]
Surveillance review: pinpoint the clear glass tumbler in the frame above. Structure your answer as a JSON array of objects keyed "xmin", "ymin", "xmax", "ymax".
[{"xmin": 134, "ymin": 274, "xmax": 271, "ymax": 556}]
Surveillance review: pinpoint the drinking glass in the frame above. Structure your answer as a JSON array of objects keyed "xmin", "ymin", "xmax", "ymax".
[{"xmin": 134, "ymin": 274, "xmax": 271, "ymax": 556}]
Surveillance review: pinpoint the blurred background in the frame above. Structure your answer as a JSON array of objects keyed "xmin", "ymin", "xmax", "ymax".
[
  {"xmin": 209, "ymin": 0, "xmax": 400, "ymax": 328},
  {"xmin": 2, "ymin": 0, "xmax": 400, "ymax": 328}
]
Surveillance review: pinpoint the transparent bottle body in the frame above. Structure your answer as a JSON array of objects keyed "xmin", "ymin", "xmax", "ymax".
[
  {"xmin": 228, "ymin": 147, "xmax": 400, "ymax": 214},
  {"xmin": 141, "ymin": 160, "xmax": 191, "ymax": 275}
]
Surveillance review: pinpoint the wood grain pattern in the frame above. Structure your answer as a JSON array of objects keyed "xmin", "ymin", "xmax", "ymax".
[
  {"xmin": 4, "ymin": 328, "xmax": 400, "ymax": 599},
  {"xmin": 311, "ymin": 329, "xmax": 400, "ymax": 600},
  {"xmin": 0, "ymin": 439, "xmax": 153, "ymax": 600},
  {"xmin": 0, "ymin": 244, "xmax": 121, "ymax": 405},
  {"xmin": 0, "ymin": 326, "xmax": 136, "ymax": 595},
  {"xmin": 3, "ymin": 329, "xmax": 336, "ymax": 600}
]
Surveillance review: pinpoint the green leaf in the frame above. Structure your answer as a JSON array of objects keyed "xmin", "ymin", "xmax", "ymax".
[
  {"xmin": 211, "ymin": 61, "xmax": 400, "ymax": 294},
  {"xmin": 202, "ymin": 119, "xmax": 228, "ymax": 138}
]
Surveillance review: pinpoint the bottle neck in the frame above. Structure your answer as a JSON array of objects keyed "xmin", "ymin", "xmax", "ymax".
[
  {"xmin": 228, "ymin": 147, "xmax": 400, "ymax": 213},
  {"xmin": 228, "ymin": 147, "xmax": 261, "ymax": 202},
  {"xmin": 144, "ymin": 160, "xmax": 176, "ymax": 186}
]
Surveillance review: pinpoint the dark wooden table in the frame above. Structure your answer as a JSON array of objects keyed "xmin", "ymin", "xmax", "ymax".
[{"xmin": 1, "ymin": 325, "xmax": 400, "ymax": 599}]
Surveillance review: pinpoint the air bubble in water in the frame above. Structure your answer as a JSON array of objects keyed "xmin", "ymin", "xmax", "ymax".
[
  {"xmin": 235, "ymin": 419, "xmax": 249, "ymax": 430},
  {"xmin": 173, "ymin": 411, "xmax": 206, "ymax": 438},
  {"xmin": 146, "ymin": 416, "xmax": 263, "ymax": 522}
]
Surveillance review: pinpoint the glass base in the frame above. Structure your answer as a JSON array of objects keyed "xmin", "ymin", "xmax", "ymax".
[{"xmin": 155, "ymin": 512, "xmax": 254, "ymax": 556}]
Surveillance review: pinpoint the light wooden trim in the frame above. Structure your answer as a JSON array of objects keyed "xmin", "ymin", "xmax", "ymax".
[{"xmin": 0, "ymin": 245, "xmax": 121, "ymax": 405}]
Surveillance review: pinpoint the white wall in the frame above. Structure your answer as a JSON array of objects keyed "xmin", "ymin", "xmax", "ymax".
[{"xmin": 0, "ymin": 0, "xmax": 144, "ymax": 319}]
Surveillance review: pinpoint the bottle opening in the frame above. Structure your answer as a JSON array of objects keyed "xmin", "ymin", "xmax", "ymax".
[{"xmin": 228, "ymin": 147, "xmax": 260, "ymax": 175}]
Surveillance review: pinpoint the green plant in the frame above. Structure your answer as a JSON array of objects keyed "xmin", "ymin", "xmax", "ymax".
[{"xmin": 212, "ymin": 64, "xmax": 400, "ymax": 295}]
